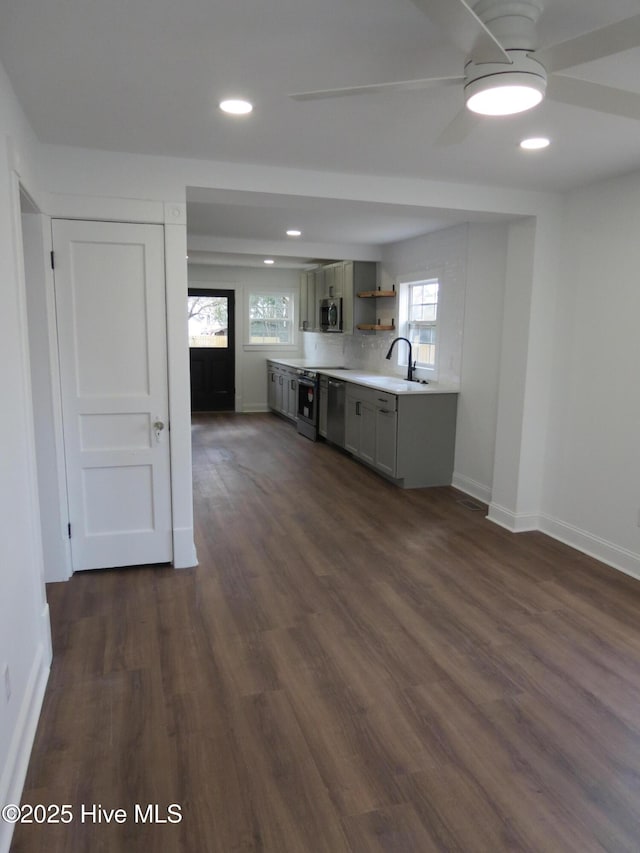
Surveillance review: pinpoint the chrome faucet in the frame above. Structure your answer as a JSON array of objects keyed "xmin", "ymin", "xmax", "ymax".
[{"xmin": 385, "ymin": 336, "xmax": 415, "ymax": 381}]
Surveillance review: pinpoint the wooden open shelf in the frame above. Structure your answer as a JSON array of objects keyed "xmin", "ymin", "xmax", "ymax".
[
  {"xmin": 356, "ymin": 323, "xmax": 395, "ymax": 331},
  {"xmin": 357, "ymin": 290, "xmax": 396, "ymax": 298}
]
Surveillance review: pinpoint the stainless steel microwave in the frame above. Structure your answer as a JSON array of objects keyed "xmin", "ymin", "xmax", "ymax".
[{"xmin": 319, "ymin": 297, "xmax": 343, "ymax": 332}]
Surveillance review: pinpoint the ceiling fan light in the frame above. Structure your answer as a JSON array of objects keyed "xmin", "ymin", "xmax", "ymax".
[
  {"xmin": 464, "ymin": 53, "xmax": 547, "ymax": 117},
  {"xmin": 466, "ymin": 80, "xmax": 544, "ymax": 116}
]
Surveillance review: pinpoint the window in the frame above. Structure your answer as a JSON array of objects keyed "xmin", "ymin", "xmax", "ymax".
[
  {"xmin": 248, "ymin": 292, "xmax": 294, "ymax": 345},
  {"xmin": 407, "ymin": 279, "xmax": 438, "ymax": 369},
  {"xmin": 188, "ymin": 294, "xmax": 229, "ymax": 348}
]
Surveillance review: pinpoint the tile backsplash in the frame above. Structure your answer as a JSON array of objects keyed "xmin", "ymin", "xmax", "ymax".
[{"xmin": 302, "ymin": 330, "xmax": 413, "ymax": 378}]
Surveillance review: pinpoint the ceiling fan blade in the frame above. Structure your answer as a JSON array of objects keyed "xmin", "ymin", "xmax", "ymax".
[
  {"xmin": 547, "ymin": 75, "xmax": 640, "ymax": 121},
  {"xmin": 538, "ymin": 13, "xmax": 640, "ymax": 73},
  {"xmin": 289, "ymin": 75, "xmax": 464, "ymax": 101},
  {"xmin": 410, "ymin": 0, "xmax": 510, "ymax": 63},
  {"xmin": 435, "ymin": 107, "xmax": 476, "ymax": 146}
]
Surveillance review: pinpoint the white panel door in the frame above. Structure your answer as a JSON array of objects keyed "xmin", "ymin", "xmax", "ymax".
[{"xmin": 53, "ymin": 219, "xmax": 172, "ymax": 571}]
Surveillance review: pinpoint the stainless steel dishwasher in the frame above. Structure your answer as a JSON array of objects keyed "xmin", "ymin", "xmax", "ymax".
[{"xmin": 326, "ymin": 379, "xmax": 346, "ymax": 447}]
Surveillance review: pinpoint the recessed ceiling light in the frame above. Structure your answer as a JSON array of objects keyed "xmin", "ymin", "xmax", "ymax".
[
  {"xmin": 264, "ymin": 258, "xmax": 275, "ymax": 265},
  {"xmin": 286, "ymin": 229, "xmax": 302, "ymax": 237},
  {"xmin": 219, "ymin": 99, "xmax": 253, "ymax": 115},
  {"xmin": 520, "ymin": 136, "xmax": 550, "ymax": 150}
]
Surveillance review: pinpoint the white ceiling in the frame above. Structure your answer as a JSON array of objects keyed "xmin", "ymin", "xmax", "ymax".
[
  {"xmin": 2, "ymin": 0, "xmax": 640, "ymax": 263},
  {"xmin": 185, "ymin": 187, "xmax": 516, "ymax": 266}
]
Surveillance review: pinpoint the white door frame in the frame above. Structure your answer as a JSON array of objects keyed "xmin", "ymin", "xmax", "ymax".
[
  {"xmin": 53, "ymin": 218, "xmax": 174, "ymax": 571},
  {"xmin": 13, "ymin": 186, "xmax": 198, "ymax": 577},
  {"xmin": 22, "ymin": 196, "xmax": 73, "ymax": 582}
]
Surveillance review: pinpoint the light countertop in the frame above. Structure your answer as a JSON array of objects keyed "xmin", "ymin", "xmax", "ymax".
[{"xmin": 267, "ymin": 359, "xmax": 459, "ymax": 396}]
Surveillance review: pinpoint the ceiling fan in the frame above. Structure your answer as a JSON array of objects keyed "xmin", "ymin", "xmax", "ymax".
[{"xmin": 289, "ymin": 0, "xmax": 640, "ymax": 141}]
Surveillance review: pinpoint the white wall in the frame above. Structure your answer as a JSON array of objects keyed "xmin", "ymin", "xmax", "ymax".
[
  {"xmin": 188, "ymin": 264, "xmax": 302, "ymax": 411},
  {"xmin": 0, "ymin": 63, "xmax": 52, "ymax": 853},
  {"xmin": 542, "ymin": 170, "xmax": 640, "ymax": 577},
  {"xmin": 455, "ymin": 222, "xmax": 509, "ymax": 503},
  {"xmin": 378, "ymin": 223, "xmax": 469, "ymax": 386}
]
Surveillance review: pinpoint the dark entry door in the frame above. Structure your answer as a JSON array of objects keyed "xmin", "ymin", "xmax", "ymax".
[{"xmin": 188, "ymin": 289, "xmax": 235, "ymax": 412}]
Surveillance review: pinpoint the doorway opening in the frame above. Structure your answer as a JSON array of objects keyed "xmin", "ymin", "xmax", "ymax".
[{"xmin": 188, "ymin": 289, "xmax": 236, "ymax": 412}]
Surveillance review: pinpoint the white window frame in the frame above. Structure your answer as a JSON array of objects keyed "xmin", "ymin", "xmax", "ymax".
[
  {"xmin": 397, "ymin": 274, "xmax": 440, "ymax": 378},
  {"xmin": 244, "ymin": 287, "xmax": 297, "ymax": 350}
]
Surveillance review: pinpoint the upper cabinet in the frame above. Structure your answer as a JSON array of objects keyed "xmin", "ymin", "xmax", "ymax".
[
  {"xmin": 299, "ymin": 269, "xmax": 316, "ymax": 331},
  {"xmin": 300, "ymin": 260, "xmax": 377, "ymax": 334}
]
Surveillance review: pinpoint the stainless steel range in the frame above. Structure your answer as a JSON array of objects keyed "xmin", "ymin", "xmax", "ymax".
[{"xmin": 296, "ymin": 368, "xmax": 319, "ymax": 440}]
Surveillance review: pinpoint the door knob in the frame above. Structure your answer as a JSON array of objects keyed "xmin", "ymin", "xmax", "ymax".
[{"xmin": 153, "ymin": 419, "xmax": 165, "ymax": 443}]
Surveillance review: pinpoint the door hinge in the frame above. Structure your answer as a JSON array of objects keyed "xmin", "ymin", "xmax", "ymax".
[
  {"xmin": 50, "ymin": 250, "xmax": 55, "ymax": 270},
  {"xmin": 67, "ymin": 523, "xmax": 71, "ymax": 539}
]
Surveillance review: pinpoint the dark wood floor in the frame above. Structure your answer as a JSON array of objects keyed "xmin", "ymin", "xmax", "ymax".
[{"xmin": 11, "ymin": 412, "xmax": 640, "ymax": 852}]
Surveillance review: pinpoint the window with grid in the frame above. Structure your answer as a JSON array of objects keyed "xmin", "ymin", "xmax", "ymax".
[
  {"xmin": 407, "ymin": 279, "xmax": 438, "ymax": 369},
  {"xmin": 248, "ymin": 292, "xmax": 294, "ymax": 345}
]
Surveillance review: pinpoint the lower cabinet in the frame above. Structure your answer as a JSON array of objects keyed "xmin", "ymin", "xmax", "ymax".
[
  {"xmin": 267, "ymin": 362, "xmax": 297, "ymax": 422},
  {"xmin": 375, "ymin": 407, "xmax": 398, "ymax": 477},
  {"xmin": 344, "ymin": 381, "xmax": 457, "ymax": 488},
  {"xmin": 346, "ymin": 386, "xmax": 395, "ymax": 474},
  {"xmin": 267, "ymin": 364, "xmax": 280, "ymax": 410}
]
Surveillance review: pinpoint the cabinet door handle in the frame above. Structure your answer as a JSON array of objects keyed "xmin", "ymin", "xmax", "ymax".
[
  {"xmin": 356, "ymin": 401, "xmax": 361, "ymax": 416},
  {"xmin": 290, "ymin": 379, "xmax": 295, "ymax": 390},
  {"xmin": 379, "ymin": 409, "xmax": 390, "ymax": 414}
]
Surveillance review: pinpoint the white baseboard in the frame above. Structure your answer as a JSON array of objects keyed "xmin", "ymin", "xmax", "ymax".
[
  {"xmin": 486, "ymin": 503, "xmax": 640, "ymax": 582},
  {"xmin": 0, "ymin": 641, "xmax": 50, "ymax": 853},
  {"xmin": 243, "ymin": 405, "xmax": 270, "ymax": 413},
  {"xmin": 451, "ymin": 472, "xmax": 492, "ymax": 505},
  {"xmin": 172, "ymin": 527, "xmax": 198, "ymax": 569},
  {"xmin": 487, "ymin": 502, "xmax": 539, "ymax": 532},
  {"xmin": 539, "ymin": 514, "xmax": 640, "ymax": 582}
]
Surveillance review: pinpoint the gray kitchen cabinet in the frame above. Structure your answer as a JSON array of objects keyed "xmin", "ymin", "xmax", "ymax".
[
  {"xmin": 299, "ymin": 260, "xmax": 376, "ymax": 335},
  {"xmin": 332, "ymin": 263, "xmax": 344, "ymax": 298},
  {"xmin": 313, "ymin": 267, "xmax": 325, "ymax": 307},
  {"xmin": 375, "ymin": 406, "xmax": 398, "ymax": 477},
  {"xmin": 267, "ymin": 361, "xmax": 297, "ymax": 423},
  {"xmin": 267, "ymin": 363, "xmax": 279, "ymax": 410},
  {"xmin": 344, "ymin": 381, "xmax": 457, "ymax": 487},
  {"xmin": 345, "ymin": 394, "xmax": 374, "ymax": 461},
  {"xmin": 323, "ymin": 264, "xmax": 335, "ymax": 299},
  {"xmin": 285, "ymin": 371, "xmax": 297, "ymax": 420},
  {"xmin": 345, "ymin": 387, "xmax": 380, "ymax": 467},
  {"xmin": 300, "ymin": 270, "xmax": 316, "ymax": 331},
  {"xmin": 344, "ymin": 391, "xmax": 359, "ymax": 455},
  {"xmin": 299, "ymin": 271, "xmax": 308, "ymax": 330},
  {"xmin": 322, "ymin": 262, "xmax": 344, "ymax": 298}
]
